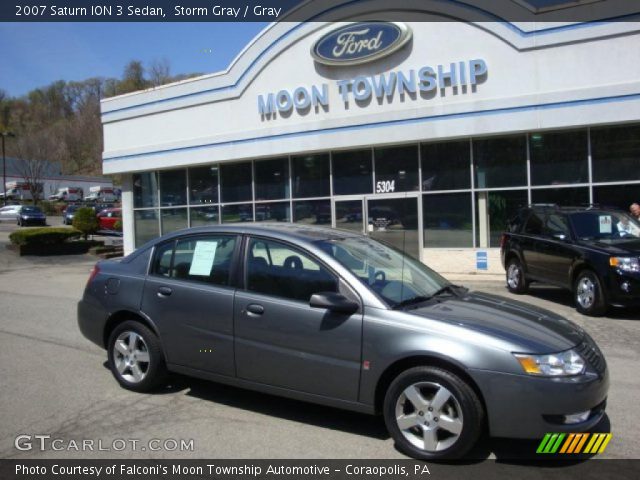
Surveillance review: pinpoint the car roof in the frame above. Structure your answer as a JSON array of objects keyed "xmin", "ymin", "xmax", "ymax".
[{"xmin": 148, "ymin": 223, "xmax": 362, "ymax": 247}]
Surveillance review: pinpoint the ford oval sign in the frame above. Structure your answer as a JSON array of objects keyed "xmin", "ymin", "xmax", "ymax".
[{"xmin": 312, "ymin": 22, "xmax": 412, "ymax": 66}]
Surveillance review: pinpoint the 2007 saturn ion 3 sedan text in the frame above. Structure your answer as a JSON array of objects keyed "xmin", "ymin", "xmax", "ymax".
[{"xmin": 78, "ymin": 224, "xmax": 608, "ymax": 460}]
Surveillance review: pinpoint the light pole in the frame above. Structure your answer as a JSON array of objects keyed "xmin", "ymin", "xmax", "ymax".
[{"xmin": 1, "ymin": 131, "xmax": 15, "ymax": 206}]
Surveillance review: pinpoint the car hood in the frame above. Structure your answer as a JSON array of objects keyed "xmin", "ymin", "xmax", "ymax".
[
  {"xmin": 406, "ymin": 291, "xmax": 584, "ymax": 353},
  {"xmin": 577, "ymin": 238, "xmax": 640, "ymax": 255}
]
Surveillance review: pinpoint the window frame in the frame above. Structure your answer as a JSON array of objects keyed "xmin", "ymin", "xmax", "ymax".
[
  {"xmin": 241, "ymin": 235, "xmax": 345, "ymax": 304},
  {"xmin": 149, "ymin": 233, "xmax": 242, "ymax": 288}
]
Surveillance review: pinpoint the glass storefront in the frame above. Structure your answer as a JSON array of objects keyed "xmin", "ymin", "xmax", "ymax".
[{"xmin": 132, "ymin": 123, "xmax": 640, "ymax": 253}]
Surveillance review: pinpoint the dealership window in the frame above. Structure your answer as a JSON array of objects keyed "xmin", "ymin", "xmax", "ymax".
[
  {"xmin": 530, "ymin": 129, "xmax": 588, "ymax": 185},
  {"xmin": 189, "ymin": 165, "xmax": 219, "ymax": 205},
  {"xmin": 159, "ymin": 169, "xmax": 187, "ymax": 206},
  {"xmin": 134, "ymin": 209, "xmax": 159, "ymax": 246},
  {"xmin": 190, "ymin": 205, "xmax": 219, "ymax": 227},
  {"xmin": 593, "ymin": 184, "xmax": 640, "ymax": 211},
  {"xmin": 220, "ymin": 162, "xmax": 252, "ymax": 203},
  {"xmin": 254, "ymin": 202, "xmax": 291, "ymax": 222},
  {"xmin": 291, "ymin": 154, "xmax": 330, "ymax": 198},
  {"xmin": 421, "ymin": 140, "xmax": 471, "ymax": 191},
  {"xmin": 423, "ymin": 193, "xmax": 473, "ymax": 247},
  {"xmin": 133, "ymin": 172, "xmax": 158, "ymax": 208},
  {"xmin": 160, "ymin": 208, "xmax": 188, "ymax": 234},
  {"xmin": 293, "ymin": 199, "xmax": 331, "ymax": 225},
  {"xmin": 476, "ymin": 190, "xmax": 528, "ymax": 247},
  {"xmin": 222, "ymin": 204, "xmax": 253, "ymax": 223},
  {"xmin": 374, "ymin": 145, "xmax": 419, "ymax": 192},
  {"xmin": 591, "ymin": 124, "xmax": 640, "ymax": 182},
  {"xmin": 531, "ymin": 187, "xmax": 589, "ymax": 206},
  {"xmin": 474, "ymin": 135, "xmax": 527, "ymax": 188},
  {"xmin": 332, "ymin": 149, "xmax": 373, "ymax": 195},
  {"xmin": 255, "ymin": 157, "xmax": 290, "ymax": 200}
]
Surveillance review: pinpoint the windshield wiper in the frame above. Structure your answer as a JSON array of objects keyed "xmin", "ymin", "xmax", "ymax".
[
  {"xmin": 392, "ymin": 295, "xmax": 433, "ymax": 310},
  {"xmin": 392, "ymin": 285, "xmax": 467, "ymax": 310}
]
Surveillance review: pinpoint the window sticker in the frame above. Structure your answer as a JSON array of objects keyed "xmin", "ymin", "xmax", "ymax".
[
  {"xmin": 599, "ymin": 215, "xmax": 612, "ymax": 234},
  {"xmin": 189, "ymin": 241, "xmax": 218, "ymax": 276}
]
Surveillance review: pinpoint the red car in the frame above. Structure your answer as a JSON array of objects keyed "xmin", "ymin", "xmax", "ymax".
[{"xmin": 97, "ymin": 208, "xmax": 122, "ymax": 230}]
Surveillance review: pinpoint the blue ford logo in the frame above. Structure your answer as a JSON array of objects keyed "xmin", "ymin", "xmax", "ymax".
[{"xmin": 312, "ymin": 22, "xmax": 412, "ymax": 66}]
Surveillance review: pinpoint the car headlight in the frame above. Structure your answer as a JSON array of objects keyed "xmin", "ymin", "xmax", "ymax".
[
  {"xmin": 610, "ymin": 257, "xmax": 640, "ymax": 273},
  {"xmin": 514, "ymin": 349, "xmax": 586, "ymax": 376}
]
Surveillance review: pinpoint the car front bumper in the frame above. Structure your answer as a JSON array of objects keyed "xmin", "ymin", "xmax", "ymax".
[
  {"xmin": 605, "ymin": 270, "xmax": 640, "ymax": 307},
  {"xmin": 469, "ymin": 367, "xmax": 609, "ymax": 438}
]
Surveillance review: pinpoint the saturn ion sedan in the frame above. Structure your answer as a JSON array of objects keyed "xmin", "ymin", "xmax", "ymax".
[{"xmin": 78, "ymin": 224, "xmax": 608, "ymax": 460}]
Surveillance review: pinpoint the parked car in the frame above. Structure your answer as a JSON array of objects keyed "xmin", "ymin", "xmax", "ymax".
[
  {"xmin": 501, "ymin": 204, "xmax": 640, "ymax": 316},
  {"xmin": 17, "ymin": 206, "xmax": 46, "ymax": 226},
  {"xmin": 0, "ymin": 205, "xmax": 21, "ymax": 221},
  {"xmin": 62, "ymin": 205, "xmax": 79, "ymax": 225},
  {"xmin": 97, "ymin": 208, "xmax": 122, "ymax": 230},
  {"xmin": 79, "ymin": 224, "xmax": 608, "ymax": 460}
]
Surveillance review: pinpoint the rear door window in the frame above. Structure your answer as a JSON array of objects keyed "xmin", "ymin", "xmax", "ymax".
[
  {"xmin": 523, "ymin": 212, "xmax": 544, "ymax": 235},
  {"xmin": 152, "ymin": 235, "xmax": 237, "ymax": 286}
]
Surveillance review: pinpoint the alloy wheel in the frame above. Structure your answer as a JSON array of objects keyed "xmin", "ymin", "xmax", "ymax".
[
  {"xmin": 113, "ymin": 331, "xmax": 150, "ymax": 383},
  {"xmin": 576, "ymin": 277, "xmax": 595, "ymax": 309},
  {"xmin": 507, "ymin": 264, "xmax": 521, "ymax": 289},
  {"xmin": 394, "ymin": 382, "xmax": 464, "ymax": 452}
]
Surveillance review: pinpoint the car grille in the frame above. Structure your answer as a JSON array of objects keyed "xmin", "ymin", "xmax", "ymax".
[{"xmin": 576, "ymin": 339, "xmax": 607, "ymax": 375}]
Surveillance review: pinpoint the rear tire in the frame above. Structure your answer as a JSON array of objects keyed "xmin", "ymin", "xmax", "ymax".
[
  {"xmin": 107, "ymin": 321, "xmax": 167, "ymax": 392},
  {"xmin": 506, "ymin": 258, "xmax": 528, "ymax": 294},
  {"xmin": 383, "ymin": 366, "xmax": 484, "ymax": 460},
  {"xmin": 574, "ymin": 270, "xmax": 607, "ymax": 316}
]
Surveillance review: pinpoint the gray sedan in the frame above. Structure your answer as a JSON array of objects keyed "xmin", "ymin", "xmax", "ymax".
[{"xmin": 78, "ymin": 224, "xmax": 608, "ymax": 460}]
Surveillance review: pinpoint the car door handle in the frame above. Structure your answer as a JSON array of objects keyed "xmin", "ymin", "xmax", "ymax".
[
  {"xmin": 157, "ymin": 286, "xmax": 173, "ymax": 297},
  {"xmin": 246, "ymin": 304, "xmax": 264, "ymax": 315}
]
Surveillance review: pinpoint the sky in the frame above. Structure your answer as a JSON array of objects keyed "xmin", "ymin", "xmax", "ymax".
[{"xmin": 0, "ymin": 22, "xmax": 269, "ymax": 97}]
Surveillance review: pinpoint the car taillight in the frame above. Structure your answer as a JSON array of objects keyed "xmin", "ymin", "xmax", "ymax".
[
  {"xmin": 87, "ymin": 264, "xmax": 100, "ymax": 286},
  {"xmin": 499, "ymin": 234, "xmax": 507, "ymax": 249}
]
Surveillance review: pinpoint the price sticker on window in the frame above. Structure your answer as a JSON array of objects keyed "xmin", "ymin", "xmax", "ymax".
[
  {"xmin": 189, "ymin": 241, "xmax": 218, "ymax": 276},
  {"xmin": 599, "ymin": 215, "xmax": 612, "ymax": 234}
]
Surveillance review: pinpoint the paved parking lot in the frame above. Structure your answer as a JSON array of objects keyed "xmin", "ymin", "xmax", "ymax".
[{"xmin": 0, "ymin": 220, "xmax": 638, "ymax": 462}]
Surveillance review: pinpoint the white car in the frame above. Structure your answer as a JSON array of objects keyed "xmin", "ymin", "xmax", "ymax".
[{"xmin": 0, "ymin": 205, "xmax": 21, "ymax": 221}]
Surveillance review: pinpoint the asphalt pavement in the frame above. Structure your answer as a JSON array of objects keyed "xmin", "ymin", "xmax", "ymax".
[{"xmin": 0, "ymin": 219, "xmax": 638, "ymax": 463}]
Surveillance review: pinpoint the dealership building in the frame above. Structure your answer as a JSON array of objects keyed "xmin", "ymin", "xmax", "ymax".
[{"xmin": 101, "ymin": 5, "xmax": 640, "ymax": 271}]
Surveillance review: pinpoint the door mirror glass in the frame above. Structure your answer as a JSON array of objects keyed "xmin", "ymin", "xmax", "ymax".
[{"xmin": 309, "ymin": 292, "xmax": 359, "ymax": 314}]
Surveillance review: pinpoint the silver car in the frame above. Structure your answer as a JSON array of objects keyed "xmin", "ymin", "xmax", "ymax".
[{"xmin": 78, "ymin": 224, "xmax": 608, "ymax": 460}]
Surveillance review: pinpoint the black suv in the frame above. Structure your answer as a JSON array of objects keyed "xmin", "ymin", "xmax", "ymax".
[{"xmin": 501, "ymin": 205, "xmax": 640, "ymax": 316}]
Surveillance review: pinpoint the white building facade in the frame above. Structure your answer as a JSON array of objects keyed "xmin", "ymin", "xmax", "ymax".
[{"xmin": 101, "ymin": 9, "xmax": 640, "ymax": 272}]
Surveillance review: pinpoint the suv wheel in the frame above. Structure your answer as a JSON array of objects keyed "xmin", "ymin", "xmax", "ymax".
[
  {"xmin": 574, "ymin": 270, "xmax": 607, "ymax": 316},
  {"xmin": 107, "ymin": 321, "xmax": 167, "ymax": 392},
  {"xmin": 383, "ymin": 366, "xmax": 484, "ymax": 460},
  {"xmin": 506, "ymin": 258, "xmax": 528, "ymax": 294}
]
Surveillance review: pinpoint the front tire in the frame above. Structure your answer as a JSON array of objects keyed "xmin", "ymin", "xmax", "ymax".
[
  {"xmin": 506, "ymin": 258, "xmax": 528, "ymax": 294},
  {"xmin": 574, "ymin": 270, "xmax": 607, "ymax": 316},
  {"xmin": 107, "ymin": 321, "xmax": 167, "ymax": 392},
  {"xmin": 383, "ymin": 366, "xmax": 484, "ymax": 460}
]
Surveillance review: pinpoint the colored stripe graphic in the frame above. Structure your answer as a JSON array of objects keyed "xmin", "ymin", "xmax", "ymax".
[{"xmin": 538, "ymin": 433, "xmax": 612, "ymax": 454}]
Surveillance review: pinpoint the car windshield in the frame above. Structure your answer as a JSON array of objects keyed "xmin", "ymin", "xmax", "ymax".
[
  {"xmin": 570, "ymin": 211, "xmax": 640, "ymax": 240},
  {"xmin": 316, "ymin": 236, "xmax": 451, "ymax": 308},
  {"xmin": 22, "ymin": 207, "xmax": 41, "ymax": 213}
]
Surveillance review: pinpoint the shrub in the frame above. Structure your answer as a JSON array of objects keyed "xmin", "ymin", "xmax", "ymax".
[
  {"xmin": 73, "ymin": 207, "xmax": 99, "ymax": 240},
  {"xmin": 9, "ymin": 227, "xmax": 81, "ymax": 246}
]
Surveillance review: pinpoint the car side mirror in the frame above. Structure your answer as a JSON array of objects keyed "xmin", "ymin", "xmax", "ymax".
[{"xmin": 309, "ymin": 292, "xmax": 359, "ymax": 315}]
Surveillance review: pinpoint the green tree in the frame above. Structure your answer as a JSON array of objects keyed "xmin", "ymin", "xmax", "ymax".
[{"xmin": 72, "ymin": 207, "xmax": 98, "ymax": 240}]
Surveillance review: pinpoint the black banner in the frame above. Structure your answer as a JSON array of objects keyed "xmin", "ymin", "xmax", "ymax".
[
  {"xmin": 2, "ymin": 0, "xmax": 640, "ymax": 22},
  {"xmin": 1, "ymin": 460, "xmax": 639, "ymax": 480}
]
